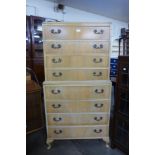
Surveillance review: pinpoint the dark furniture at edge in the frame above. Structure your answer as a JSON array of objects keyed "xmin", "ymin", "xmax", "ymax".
[
  {"xmin": 110, "ymin": 28, "xmax": 129, "ymax": 154},
  {"xmin": 26, "ymin": 15, "xmax": 45, "ymax": 85},
  {"xmin": 26, "ymin": 80, "xmax": 44, "ymax": 134}
]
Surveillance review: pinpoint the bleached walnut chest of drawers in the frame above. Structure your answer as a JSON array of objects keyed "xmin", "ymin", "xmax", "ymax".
[{"xmin": 42, "ymin": 22, "xmax": 112, "ymax": 149}]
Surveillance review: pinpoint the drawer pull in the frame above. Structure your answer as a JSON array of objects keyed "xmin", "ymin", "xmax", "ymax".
[
  {"xmin": 93, "ymin": 44, "xmax": 103, "ymax": 49},
  {"xmin": 94, "ymin": 103, "xmax": 104, "ymax": 108},
  {"xmin": 94, "ymin": 116, "xmax": 103, "ymax": 121},
  {"xmin": 54, "ymin": 130, "xmax": 62, "ymax": 134},
  {"xmin": 52, "ymin": 104, "xmax": 61, "ymax": 108},
  {"xmin": 51, "ymin": 44, "xmax": 61, "ymax": 49},
  {"xmin": 93, "ymin": 72, "xmax": 102, "ymax": 76},
  {"xmin": 53, "ymin": 117, "xmax": 62, "ymax": 122},
  {"xmin": 53, "ymin": 72, "xmax": 62, "ymax": 77},
  {"xmin": 95, "ymin": 89, "xmax": 104, "ymax": 94},
  {"xmin": 94, "ymin": 29, "xmax": 104, "ymax": 34},
  {"xmin": 51, "ymin": 29, "xmax": 61, "ymax": 34},
  {"xmin": 51, "ymin": 90, "xmax": 61, "ymax": 94},
  {"xmin": 93, "ymin": 58, "xmax": 103, "ymax": 63},
  {"xmin": 52, "ymin": 58, "xmax": 62, "ymax": 63},
  {"xmin": 94, "ymin": 129, "xmax": 102, "ymax": 133}
]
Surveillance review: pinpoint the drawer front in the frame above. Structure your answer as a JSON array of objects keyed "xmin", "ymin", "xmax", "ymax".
[
  {"xmin": 46, "ymin": 100, "xmax": 110, "ymax": 113},
  {"xmin": 75, "ymin": 26, "xmax": 110, "ymax": 40},
  {"xmin": 44, "ymin": 85, "xmax": 111, "ymax": 100},
  {"xmin": 46, "ymin": 69, "xmax": 109, "ymax": 81},
  {"xmin": 43, "ymin": 26, "xmax": 110, "ymax": 40},
  {"xmin": 44, "ymin": 41, "xmax": 109, "ymax": 54},
  {"xmin": 43, "ymin": 26, "xmax": 74, "ymax": 40},
  {"xmin": 48, "ymin": 125, "xmax": 109, "ymax": 139},
  {"xmin": 45, "ymin": 55, "xmax": 109, "ymax": 68},
  {"xmin": 47, "ymin": 113, "xmax": 109, "ymax": 126}
]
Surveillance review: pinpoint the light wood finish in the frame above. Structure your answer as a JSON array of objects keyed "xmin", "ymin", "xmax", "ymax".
[
  {"xmin": 46, "ymin": 99, "xmax": 110, "ymax": 113},
  {"xmin": 47, "ymin": 125, "xmax": 109, "ymax": 139},
  {"xmin": 45, "ymin": 54, "xmax": 109, "ymax": 68},
  {"xmin": 43, "ymin": 41, "xmax": 109, "ymax": 55},
  {"xmin": 43, "ymin": 25, "xmax": 110, "ymax": 40},
  {"xmin": 44, "ymin": 84, "xmax": 111, "ymax": 100},
  {"xmin": 47, "ymin": 113, "xmax": 109, "ymax": 126},
  {"xmin": 43, "ymin": 26, "xmax": 75, "ymax": 40},
  {"xmin": 46, "ymin": 68, "xmax": 109, "ymax": 81},
  {"xmin": 43, "ymin": 22, "xmax": 111, "ymax": 145},
  {"xmin": 43, "ymin": 80, "xmax": 111, "ymax": 86}
]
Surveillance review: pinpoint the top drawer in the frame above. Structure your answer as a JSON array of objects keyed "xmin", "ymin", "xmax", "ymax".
[{"xmin": 43, "ymin": 25, "xmax": 110, "ymax": 40}]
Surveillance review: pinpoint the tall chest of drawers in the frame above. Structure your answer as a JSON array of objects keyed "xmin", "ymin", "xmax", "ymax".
[{"xmin": 42, "ymin": 22, "xmax": 112, "ymax": 149}]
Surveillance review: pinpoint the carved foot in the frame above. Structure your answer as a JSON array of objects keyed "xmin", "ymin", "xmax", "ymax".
[
  {"xmin": 106, "ymin": 142, "xmax": 110, "ymax": 148},
  {"xmin": 46, "ymin": 140, "xmax": 54, "ymax": 150},
  {"xmin": 46, "ymin": 143, "xmax": 51, "ymax": 150},
  {"xmin": 102, "ymin": 137, "xmax": 110, "ymax": 148}
]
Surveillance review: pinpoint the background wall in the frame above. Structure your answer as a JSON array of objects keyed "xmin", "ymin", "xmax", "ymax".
[{"xmin": 26, "ymin": 0, "xmax": 128, "ymax": 57}]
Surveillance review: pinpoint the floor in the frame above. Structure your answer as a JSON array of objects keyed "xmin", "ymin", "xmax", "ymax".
[{"xmin": 27, "ymin": 129, "xmax": 125, "ymax": 155}]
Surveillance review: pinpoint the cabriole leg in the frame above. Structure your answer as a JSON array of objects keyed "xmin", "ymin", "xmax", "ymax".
[{"xmin": 46, "ymin": 140, "xmax": 54, "ymax": 150}]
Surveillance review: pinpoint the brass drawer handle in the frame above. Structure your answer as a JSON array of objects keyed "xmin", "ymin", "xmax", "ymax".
[
  {"xmin": 52, "ymin": 58, "xmax": 62, "ymax": 63},
  {"xmin": 93, "ymin": 58, "xmax": 102, "ymax": 63},
  {"xmin": 53, "ymin": 117, "xmax": 62, "ymax": 122},
  {"xmin": 94, "ymin": 103, "xmax": 104, "ymax": 108},
  {"xmin": 54, "ymin": 130, "xmax": 62, "ymax": 134},
  {"xmin": 51, "ymin": 29, "xmax": 61, "ymax": 34},
  {"xmin": 53, "ymin": 72, "xmax": 62, "ymax": 77},
  {"xmin": 94, "ymin": 129, "xmax": 102, "ymax": 133},
  {"xmin": 52, "ymin": 104, "xmax": 61, "ymax": 108},
  {"xmin": 94, "ymin": 29, "xmax": 104, "ymax": 34},
  {"xmin": 94, "ymin": 116, "xmax": 103, "ymax": 121},
  {"xmin": 93, "ymin": 72, "xmax": 102, "ymax": 76},
  {"xmin": 93, "ymin": 44, "xmax": 103, "ymax": 49},
  {"xmin": 51, "ymin": 44, "xmax": 61, "ymax": 49},
  {"xmin": 51, "ymin": 90, "xmax": 61, "ymax": 94},
  {"xmin": 95, "ymin": 89, "xmax": 104, "ymax": 94}
]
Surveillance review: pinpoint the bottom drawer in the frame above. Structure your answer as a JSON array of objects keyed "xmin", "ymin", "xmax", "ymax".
[{"xmin": 47, "ymin": 125, "xmax": 109, "ymax": 139}]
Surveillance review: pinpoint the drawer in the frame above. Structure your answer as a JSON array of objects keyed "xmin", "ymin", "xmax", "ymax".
[
  {"xmin": 46, "ymin": 99, "xmax": 110, "ymax": 113},
  {"xmin": 47, "ymin": 125, "xmax": 109, "ymax": 139},
  {"xmin": 75, "ymin": 26, "xmax": 110, "ymax": 40},
  {"xmin": 45, "ymin": 68, "xmax": 109, "ymax": 81},
  {"xmin": 43, "ymin": 26, "xmax": 74, "ymax": 40},
  {"xmin": 43, "ymin": 26, "xmax": 110, "ymax": 40},
  {"xmin": 45, "ymin": 54, "xmax": 109, "ymax": 68},
  {"xmin": 43, "ymin": 41, "xmax": 109, "ymax": 54},
  {"xmin": 44, "ymin": 84, "xmax": 111, "ymax": 100},
  {"xmin": 47, "ymin": 113, "xmax": 109, "ymax": 126}
]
